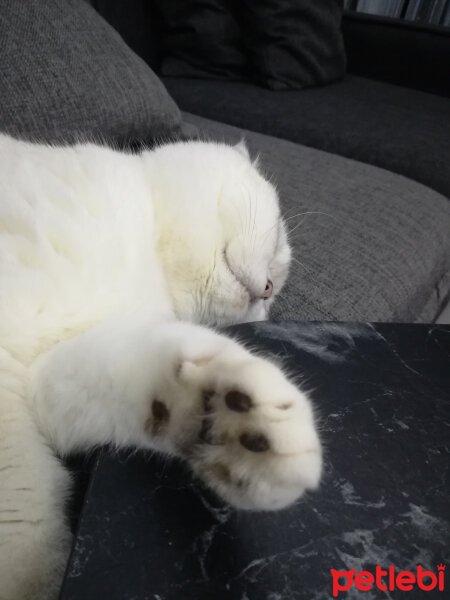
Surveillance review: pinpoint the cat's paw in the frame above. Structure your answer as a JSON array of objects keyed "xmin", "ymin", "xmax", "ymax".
[{"xmin": 175, "ymin": 349, "xmax": 322, "ymax": 510}]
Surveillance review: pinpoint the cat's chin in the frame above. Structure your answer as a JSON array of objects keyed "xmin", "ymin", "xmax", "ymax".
[
  {"xmin": 210, "ymin": 300, "xmax": 268, "ymax": 328},
  {"xmin": 242, "ymin": 300, "xmax": 268, "ymax": 324},
  {"xmin": 191, "ymin": 300, "xmax": 269, "ymax": 328}
]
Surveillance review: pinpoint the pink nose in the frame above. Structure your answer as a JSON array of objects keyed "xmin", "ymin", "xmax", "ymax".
[{"xmin": 263, "ymin": 279, "xmax": 273, "ymax": 299}]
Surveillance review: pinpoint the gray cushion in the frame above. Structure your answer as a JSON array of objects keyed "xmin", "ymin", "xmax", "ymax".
[
  {"xmin": 184, "ymin": 112, "xmax": 450, "ymax": 323},
  {"xmin": 154, "ymin": 0, "xmax": 345, "ymax": 90},
  {"xmin": 0, "ymin": 0, "xmax": 187, "ymax": 144},
  {"xmin": 164, "ymin": 76, "xmax": 450, "ymax": 199}
]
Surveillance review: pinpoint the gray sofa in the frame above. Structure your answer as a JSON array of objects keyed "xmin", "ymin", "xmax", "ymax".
[{"xmin": 1, "ymin": 0, "xmax": 449, "ymax": 323}]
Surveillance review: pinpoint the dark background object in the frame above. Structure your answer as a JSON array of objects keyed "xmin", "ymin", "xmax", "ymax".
[
  {"xmin": 61, "ymin": 322, "xmax": 450, "ymax": 600},
  {"xmin": 342, "ymin": 11, "xmax": 450, "ymax": 97},
  {"xmin": 344, "ymin": 0, "xmax": 450, "ymax": 26},
  {"xmin": 153, "ymin": 0, "xmax": 248, "ymax": 80},
  {"xmin": 89, "ymin": 0, "xmax": 164, "ymax": 70},
  {"xmin": 89, "ymin": 1, "xmax": 450, "ymax": 98},
  {"xmin": 122, "ymin": 0, "xmax": 347, "ymax": 90},
  {"xmin": 238, "ymin": 0, "xmax": 346, "ymax": 90}
]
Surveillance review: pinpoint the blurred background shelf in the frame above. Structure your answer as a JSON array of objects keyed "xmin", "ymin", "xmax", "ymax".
[{"xmin": 343, "ymin": 0, "xmax": 450, "ymax": 26}]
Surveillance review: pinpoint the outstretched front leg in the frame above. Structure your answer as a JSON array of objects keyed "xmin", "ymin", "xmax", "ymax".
[{"xmin": 29, "ymin": 310, "xmax": 322, "ymax": 510}]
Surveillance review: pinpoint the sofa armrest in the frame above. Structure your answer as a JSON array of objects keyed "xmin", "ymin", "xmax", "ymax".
[{"xmin": 342, "ymin": 12, "xmax": 450, "ymax": 97}]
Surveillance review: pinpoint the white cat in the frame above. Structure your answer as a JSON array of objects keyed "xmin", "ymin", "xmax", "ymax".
[{"xmin": 0, "ymin": 134, "xmax": 322, "ymax": 599}]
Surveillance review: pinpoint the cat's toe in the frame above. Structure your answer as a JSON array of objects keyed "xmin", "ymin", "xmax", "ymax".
[
  {"xmin": 187, "ymin": 357, "xmax": 322, "ymax": 511},
  {"xmin": 225, "ymin": 390, "xmax": 253, "ymax": 412},
  {"xmin": 239, "ymin": 431, "xmax": 270, "ymax": 452}
]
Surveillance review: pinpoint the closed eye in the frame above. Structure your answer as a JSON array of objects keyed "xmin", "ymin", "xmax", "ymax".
[
  {"xmin": 223, "ymin": 249, "xmax": 272, "ymax": 301},
  {"xmin": 223, "ymin": 249, "xmax": 250, "ymax": 295}
]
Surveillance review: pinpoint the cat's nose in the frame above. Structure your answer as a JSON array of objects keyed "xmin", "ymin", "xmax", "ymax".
[{"xmin": 262, "ymin": 279, "xmax": 273, "ymax": 299}]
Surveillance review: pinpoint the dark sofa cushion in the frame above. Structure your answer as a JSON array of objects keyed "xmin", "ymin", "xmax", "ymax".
[
  {"xmin": 239, "ymin": 0, "xmax": 346, "ymax": 90},
  {"xmin": 0, "ymin": 0, "xmax": 187, "ymax": 144},
  {"xmin": 183, "ymin": 113, "xmax": 450, "ymax": 323},
  {"xmin": 163, "ymin": 75, "xmax": 450, "ymax": 198},
  {"xmin": 153, "ymin": 0, "xmax": 345, "ymax": 90},
  {"xmin": 153, "ymin": 0, "xmax": 247, "ymax": 80}
]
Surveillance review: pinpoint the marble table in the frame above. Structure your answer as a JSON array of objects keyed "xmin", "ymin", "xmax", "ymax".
[{"xmin": 60, "ymin": 322, "xmax": 450, "ymax": 600}]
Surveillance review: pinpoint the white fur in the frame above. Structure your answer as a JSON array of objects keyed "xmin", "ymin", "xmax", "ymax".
[{"xmin": 0, "ymin": 134, "xmax": 320, "ymax": 599}]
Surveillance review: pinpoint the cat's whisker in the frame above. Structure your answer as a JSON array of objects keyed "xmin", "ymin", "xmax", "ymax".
[
  {"xmin": 239, "ymin": 181, "xmax": 252, "ymax": 242},
  {"xmin": 251, "ymin": 197, "xmax": 258, "ymax": 253},
  {"xmin": 283, "ymin": 211, "xmax": 311, "ymax": 223},
  {"xmin": 287, "ymin": 219, "xmax": 307, "ymax": 237},
  {"xmin": 286, "ymin": 211, "xmax": 338, "ymax": 238},
  {"xmin": 291, "ymin": 256, "xmax": 317, "ymax": 278},
  {"xmin": 258, "ymin": 217, "xmax": 283, "ymax": 248}
]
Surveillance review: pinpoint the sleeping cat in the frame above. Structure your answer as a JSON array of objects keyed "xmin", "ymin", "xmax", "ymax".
[{"xmin": 0, "ymin": 134, "xmax": 322, "ymax": 599}]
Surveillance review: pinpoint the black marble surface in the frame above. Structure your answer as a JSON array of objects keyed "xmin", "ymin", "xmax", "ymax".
[{"xmin": 60, "ymin": 322, "xmax": 450, "ymax": 600}]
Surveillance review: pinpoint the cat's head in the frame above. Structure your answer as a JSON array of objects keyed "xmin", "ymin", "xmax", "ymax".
[{"xmin": 146, "ymin": 140, "xmax": 291, "ymax": 326}]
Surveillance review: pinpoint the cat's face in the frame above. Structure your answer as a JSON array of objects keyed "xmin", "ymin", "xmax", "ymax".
[{"xmin": 148, "ymin": 141, "xmax": 291, "ymax": 326}]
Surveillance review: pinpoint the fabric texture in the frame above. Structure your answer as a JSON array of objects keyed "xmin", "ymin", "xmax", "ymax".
[
  {"xmin": 183, "ymin": 112, "xmax": 450, "ymax": 323},
  {"xmin": 0, "ymin": 0, "xmax": 187, "ymax": 144},
  {"xmin": 164, "ymin": 76, "xmax": 450, "ymax": 199},
  {"xmin": 239, "ymin": 0, "xmax": 346, "ymax": 90},
  {"xmin": 153, "ymin": 0, "xmax": 345, "ymax": 89},
  {"xmin": 154, "ymin": 0, "xmax": 248, "ymax": 80}
]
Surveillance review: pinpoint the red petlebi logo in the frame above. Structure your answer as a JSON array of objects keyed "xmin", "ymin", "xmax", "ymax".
[{"xmin": 330, "ymin": 564, "xmax": 445, "ymax": 597}]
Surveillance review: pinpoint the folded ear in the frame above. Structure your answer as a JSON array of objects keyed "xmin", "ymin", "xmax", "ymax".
[{"xmin": 234, "ymin": 139, "xmax": 250, "ymax": 160}]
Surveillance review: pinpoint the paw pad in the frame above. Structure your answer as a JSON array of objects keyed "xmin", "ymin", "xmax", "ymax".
[
  {"xmin": 225, "ymin": 390, "xmax": 252, "ymax": 412},
  {"xmin": 151, "ymin": 399, "xmax": 170, "ymax": 435},
  {"xmin": 202, "ymin": 390, "xmax": 214, "ymax": 411},
  {"xmin": 199, "ymin": 417, "xmax": 213, "ymax": 444},
  {"xmin": 278, "ymin": 402, "xmax": 292, "ymax": 410},
  {"xmin": 239, "ymin": 431, "xmax": 270, "ymax": 453}
]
